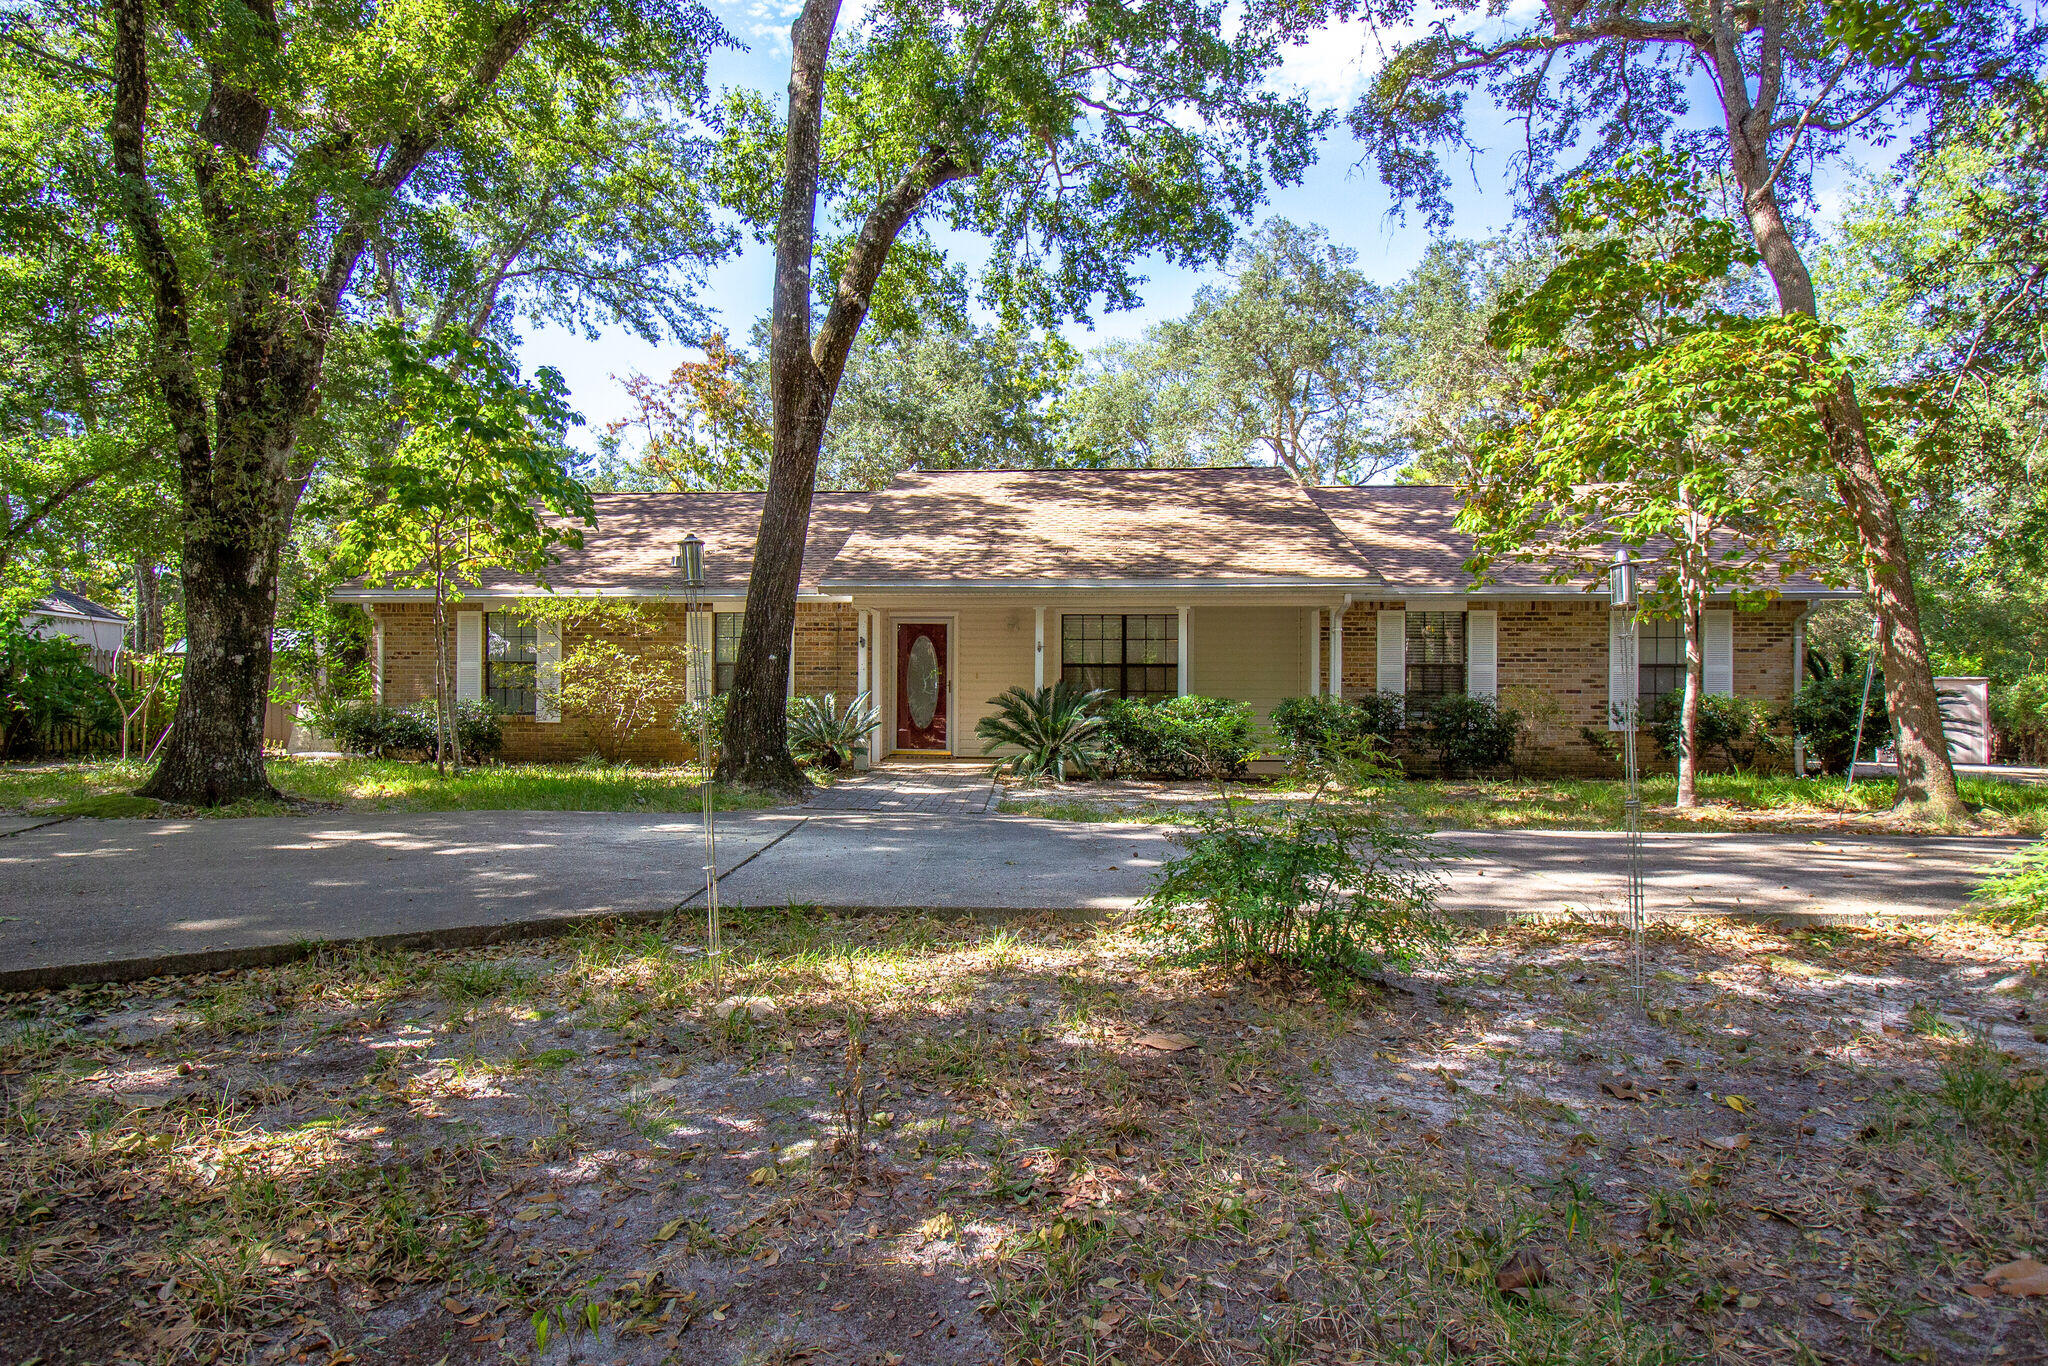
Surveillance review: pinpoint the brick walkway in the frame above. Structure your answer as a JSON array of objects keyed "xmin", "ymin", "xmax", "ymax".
[{"xmin": 804, "ymin": 761, "xmax": 1001, "ymax": 814}]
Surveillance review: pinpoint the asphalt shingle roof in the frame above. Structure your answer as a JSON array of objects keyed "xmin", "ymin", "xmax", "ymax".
[
  {"xmin": 820, "ymin": 466, "xmax": 1384, "ymax": 587},
  {"xmin": 459, "ymin": 491, "xmax": 871, "ymax": 597}
]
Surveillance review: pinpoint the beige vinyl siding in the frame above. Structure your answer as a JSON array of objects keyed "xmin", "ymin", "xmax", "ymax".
[
  {"xmin": 872, "ymin": 600, "xmax": 1034, "ymax": 754},
  {"xmin": 1187, "ymin": 605, "xmax": 1312, "ymax": 721}
]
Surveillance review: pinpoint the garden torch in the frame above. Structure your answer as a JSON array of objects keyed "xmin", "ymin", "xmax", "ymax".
[
  {"xmin": 1610, "ymin": 546, "xmax": 1646, "ymax": 1009},
  {"xmin": 675, "ymin": 533, "xmax": 721, "ymax": 992}
]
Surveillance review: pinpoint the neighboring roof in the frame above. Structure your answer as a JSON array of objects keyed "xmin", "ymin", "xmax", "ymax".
[
  {"xmin": 30, "ymin": 587, "xmax": 130, "ymax": 623},
  {"xmin": 822, "ymin": 467, "xmax": 1384, "ymax": 588},
  {"xmin": 339, "ymin": 491, "xmax": 873, "ymax": 599}
]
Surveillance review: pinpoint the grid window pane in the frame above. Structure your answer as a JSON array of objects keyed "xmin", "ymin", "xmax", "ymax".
[
  {"xmin": 1060, "ymin": 614, "xmax": 1178, "ymax": 700},
  {"xmin": 485, "ymin": 612, "xmax": 537, "ymax": 715},
  {"xmin": 714, "ymin": 612, "xmax": 744, "ymax": 695},
  {"xmin": 1405, "ymin": 610, "xmax": 1466, "ymax": 719},
  {"xmin": 1638, "ymin": 618, "xmax": 1684, "ymax": 713}
]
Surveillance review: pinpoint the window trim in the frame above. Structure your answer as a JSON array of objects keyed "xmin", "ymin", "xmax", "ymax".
[
  {"xmin": 1058, "ymin": 612, "xmax": 1179, "ymax": 702},
  {"xmin": 484, "ymin": 611, "xmax": 538, "ymax": 716},
  {"xmin": 1637, "ymin": 616, "xmax": 1685, "ymax": 714},
  {"xmin": 1403, "ymin": 610, "xmax": 1467, "ymax": 718}
]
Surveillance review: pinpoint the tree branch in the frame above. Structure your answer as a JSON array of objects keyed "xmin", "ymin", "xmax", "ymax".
[
  {"xmin": 812, "ymin": 148, "xmax": 971, "ymax": 395},
  {"xmin": 105, "ymin": 0, "xmax": 211, "ymax": 506}
]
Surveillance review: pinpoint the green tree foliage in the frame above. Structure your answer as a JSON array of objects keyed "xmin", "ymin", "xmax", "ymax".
[
  {"xmin": 711, "ymin": 0, "xmax": 1332, "ymax": 791},
  {"xmin": 1463, "ymin": 156, "xmax": 1853, "ymax": 806},
  {"xmin": 822, "ymin": 323, "xmax": 1076, "ymax": 489},
  {"xmin": 1378, "ymin": 237, "xmax": 1552, "ymax": 483},
  {"xmin": 343, "ymin": 327, "xmax": 592, "ymax": 769},
  {"xmin": 1152, "ymin": 219, "xmax": 1397, "ymax": 484},
  {"xmin": 1346, "ymin": 0, "xmax": 2043, "ymax": 816},
  {"xmin": 1817, "ymin": 85, "xmax": 2048, "ymax": 761},
  {"xmin": 6, "ymin": 0, "xmax": 728, "ymax": 804},
  {"xmin": 0, "ymin": 35, "xmax": 176, "ymax": 606}
]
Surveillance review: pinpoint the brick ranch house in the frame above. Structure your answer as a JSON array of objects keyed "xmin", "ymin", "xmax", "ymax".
[{"xmin": 332, "ymin": 466, "xmax": 1853, "ymax": 774}]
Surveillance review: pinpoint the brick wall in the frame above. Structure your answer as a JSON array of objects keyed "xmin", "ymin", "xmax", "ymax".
[
  {"xmin": 1323, "ymin": 598, "xmax": 1807, "ymax": 777},
  {"xmin": 369, "ymin": 600, "xmax": 861, "ymax": 764}
]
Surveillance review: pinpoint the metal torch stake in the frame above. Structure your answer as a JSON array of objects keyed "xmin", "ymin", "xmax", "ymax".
[
  {"xmin": 1611, "ymin": 548, "xmax": 1646, "ymax": 1011},
  {"xmin": 1620, "ymin": 616, "xmax": 1646, "ymax": 1009},
  {"xmin": 697, "ymin": 603, "xmax": 721, "ymax": 997},
  {"xmin": 676, "ymin": 533, "xmax": 721, "ymax": 997}
]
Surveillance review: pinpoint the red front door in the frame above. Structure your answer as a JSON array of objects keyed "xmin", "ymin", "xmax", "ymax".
[{"xmin": 895, "ymin": 622, "xmax": 948, "ymax": 751}]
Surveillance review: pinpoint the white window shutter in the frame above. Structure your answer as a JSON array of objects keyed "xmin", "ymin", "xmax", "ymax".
[
  {"xmin": 535, "ymin": 621, "xmax": 561, "ymax": 721},
  {"xmin": 1376, "ymin": 610, "xmax": 1406, "ymax": 695},
  {"xmin": 1704, "ymin": 610, "xmax": 1735, "ymax": 697},
  {"xmin": 456, "ymin": 612, "xmax": 483, "ymax": 703},
  {"xmin": 1608, "ymin": 611, "xmax": 1629, "ymax": 731},
  {"xmin": 1466, "ymin": 608, "xmax": 1497, "ymax": 699}
]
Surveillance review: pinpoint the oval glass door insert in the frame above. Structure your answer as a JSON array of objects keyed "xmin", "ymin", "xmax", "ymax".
[{"xmin": 907, "ymin": 635, "xmax": 940, "ymax": 729}]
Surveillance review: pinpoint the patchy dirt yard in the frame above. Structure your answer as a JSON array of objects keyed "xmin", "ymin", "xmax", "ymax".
[{"xmin": 4, "ymin": 908, "xmax": 2047, "ymax": 1365}]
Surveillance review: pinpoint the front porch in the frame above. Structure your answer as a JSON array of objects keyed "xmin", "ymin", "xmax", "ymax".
[{"xmin": 840, "ymin": 594, "xmax": 1356, "ymax": 766}]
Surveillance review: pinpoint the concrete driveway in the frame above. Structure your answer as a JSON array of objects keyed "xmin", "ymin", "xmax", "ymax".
[{"xmin": 0, "ymin": 810, "xmax": 2028, "ymax": 988}]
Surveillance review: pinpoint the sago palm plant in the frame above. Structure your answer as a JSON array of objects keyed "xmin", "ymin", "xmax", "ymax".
[
  {"xmin": 976, "ymin": 682, "xmax": 1108, "ymax": 782},
  {"xmin": 787, "ymin": 692, "xmax": 881, "ymax": 770}
]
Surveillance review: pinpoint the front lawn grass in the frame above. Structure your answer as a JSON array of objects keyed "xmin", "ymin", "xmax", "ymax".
[
  {"xmin": 3, "ymin": 908, "xmax": 2042, "ymax": 1364},
  {"xmin": 0, "ymin": 756, "xmax": 790, "ymax": 816},
  {"xmin": 1002, "ymin": 772, "xmax": 2048, "ymax": 834}
]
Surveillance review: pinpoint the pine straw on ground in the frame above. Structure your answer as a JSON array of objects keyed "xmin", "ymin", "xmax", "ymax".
[{"xmin": 3, "ymin": 908, "xmax": 2046, "ymax": 1365}]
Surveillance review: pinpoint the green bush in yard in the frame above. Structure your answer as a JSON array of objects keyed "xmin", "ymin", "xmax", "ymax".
[
  {"xmin": 1099, "ymin": 695, "xmax": 1258, "ymax": 780},
  {"xmin": 314, "ymin": 699, "xmax": 501, "ymax": 761},
  {"xmin": 453, "ymin": 701, "xmax": 504, "ymax": 762},
  {"xmin": 1419, "ymin": 693, "xmax": 1523, "ymax": 777},
  {"xmin": 674, "ymin": 693, "xmax": 729, "ymax": 764},
  {"xmin": 977, "ymin": 683, "xmax": 1109, "ymax": 782},
  {"xmin": 1270, "ymin": 693, "xmax": 1404, "ymax": 767},
  {"xmin": 1787, "ymin": 673, "xmax": 1890, "ymax": 774},
  {"xmin": 0, "ymin": 620, "xmax": 120, "ymax": 756},
  {"xmin": 1140, "ymin": 737, "xmax": 1447, "ymax": 979},
  {"xmin": 1645, "ymin": 691, "xmax": 1784, "ymax": 773}
]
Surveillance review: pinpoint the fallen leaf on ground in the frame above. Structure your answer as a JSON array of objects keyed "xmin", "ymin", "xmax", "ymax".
[
  {"xmin": 1986, "ymin": 1259, "xmax": 2048, "ymax": 1296},
  {"xmin": 1495, "ymin": 1248, "xmax": 1547, "ymax": 1293},
  {"xmin": 1134, "ymin": 1032, "xmax": 1199, "ymax": 1052},
  {"xmin": 1600, "ymin": 1078, "xmax": 1644, "ymax": 1102},
  {"xmin": 1723, "ymin": 1095, "xmax": 1753, "ymax": 1114},
  {"xmin": 1702, "ymin": 1134, "xmax": 1751, "ymax": 1151}
]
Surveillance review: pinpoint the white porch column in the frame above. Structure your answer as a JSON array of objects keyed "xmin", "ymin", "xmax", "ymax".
[
  {"xmin": 855, "ymin": 605, "xmax": 870, "ymax": 707},
  {"xmin": 786, "ymin": 623, "xmax": 798, "ymax": 699},
  {"xmin": 1307, "ymin": 608, "xmax": 1321, "ymax": 696},
  {"xmin": 1033, "ymin": 606, "xmax": 1046, "ymax": 690},
  {"xmin": 1176, "ymin": 605, "xmax": 1190, "ymax": 696},
  {"xmin": 1328, "ymin": 603, "xmax": 1345, "ymax": 698},
  {"xmin": 866, "ymin": 610, "xmax": 885, "ymax": 765}
]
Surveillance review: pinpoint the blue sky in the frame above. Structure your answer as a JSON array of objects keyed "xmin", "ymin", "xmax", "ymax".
[{"xmin": 531, "ymin": 2, "xmax": 1887, "ymax": 455}]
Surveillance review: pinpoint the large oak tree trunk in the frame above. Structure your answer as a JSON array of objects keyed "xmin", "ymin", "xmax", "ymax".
[
  {"xmin": 717, "ymin": 0, "xmax": 964, "ymax": 791},
  {"xmin": 137, "ymin": 504, "xmax": 285, "ymax": 803},
  {"xmin": 1729, "ymin": 137, "xmax": 1965, "ymax": 817},
  {"xmin": 716, "ymin": 0, "xmax": 840, "ymax": 795}
]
